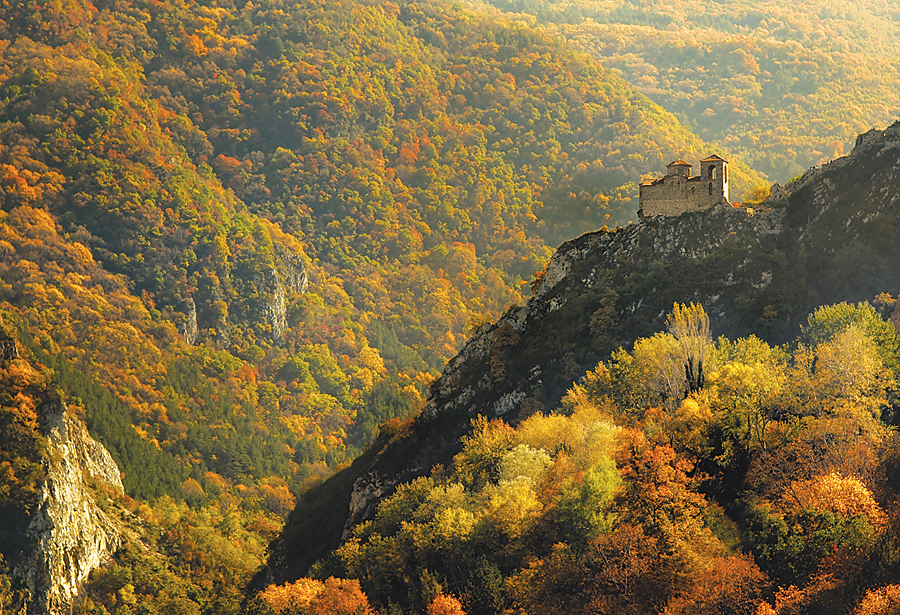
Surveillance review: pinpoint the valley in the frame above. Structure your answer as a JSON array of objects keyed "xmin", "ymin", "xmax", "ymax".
[{"xmin": 0, "ymin": 0, "xmax": 898, "ymax": 614}]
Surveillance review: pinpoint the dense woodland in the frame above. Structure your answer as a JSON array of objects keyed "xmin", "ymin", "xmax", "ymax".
[
  {"xmin": 0, "ymin": 0, "xmax": 897, "ymax": 614},
  {"xmin": 0, "ymin": 1, "xmax": 762, "ymax": 494},
  {"xmin": 0, "ymin": 0, "xmax": 758, "ymax": 506},
  {"xmin": 250, "ymin": 301, "xmax": 900, "ymax": 615},
  {"xmin": 0, "ymin": 0, "xmax": 760, "ymax": 503},
  {"xmin": 478, "ymin": 0, "xmax": 900, "ymax": 182},
  {"xmin": 0, "ymin": 0, "xmax": 758, "ymax": 611}
]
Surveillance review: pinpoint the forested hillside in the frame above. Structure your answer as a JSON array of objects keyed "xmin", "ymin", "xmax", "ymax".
[
  {"xmin": 0, "ymin": 0, "xmax": 760, "ymax": 612},
  {"xmin": 477, "ymin": 0, "xmax": 900, "ymax": 182},
  {"xmin": 0, "ymin": 0, "xmax": 755, "ymax": 498},
  {"xmin": 4, "ymin": 0, "xmax": 899, "ymax": 613},
  {"xmin": 255, "ymin": 301, "xmax": 900, "ymax": 615},
  {"xmin": 261, "ymin": 121, "xmax": 900, "ymax": 615}
]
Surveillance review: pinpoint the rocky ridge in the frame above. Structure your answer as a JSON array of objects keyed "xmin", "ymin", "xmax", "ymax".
[
  {"xmin": 12, "ymin": 401, "xmax": 123, "ymax": 615},
  {"xmin": 177, "ymin": 248, "xmax": 309, "ymax": 346},
  {"xmin": 262, "ymin": 121, "xmax": 900, "ymax": 583},
  {"xmin": 263, "ymin": 200, "xmax": 787, "ymax": 582},
  {"xmin": 765, "ymin": 123, "xmax": 900, "ymax": 206}
]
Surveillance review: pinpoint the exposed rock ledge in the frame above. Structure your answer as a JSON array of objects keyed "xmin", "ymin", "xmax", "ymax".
[{"xmin": 13, "ymin": 401, "xmax": 123, "ymax": 615}]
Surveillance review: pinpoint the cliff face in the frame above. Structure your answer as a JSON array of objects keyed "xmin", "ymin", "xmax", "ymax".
[
  {"xmin": 261, "ymin": 122, "xmax": 900, "ymax": 584},
  {"xmin": 13, "ymin": 401, "xmax": 123, "ymax": 615},
  {"xmin": 179, "ymin": 253, "xmax": 308, "ymax": 346}
]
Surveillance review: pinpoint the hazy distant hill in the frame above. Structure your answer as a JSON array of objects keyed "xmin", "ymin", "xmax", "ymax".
[{"xmin": 478, "ymin": 0, "xmax": 900, "ymax": 183}]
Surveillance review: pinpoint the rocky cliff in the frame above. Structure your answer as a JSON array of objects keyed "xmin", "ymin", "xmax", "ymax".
[
  {"xmin": 259, "ymin": 121, "xmax": 900, "ymax": 584},
  {"xmin": 179, "ymin": 248, "xmax": 309, "ymax": 346},
  {"xmin": 12, "ymin": 401, "xmax": 123, "ymax": 615}
]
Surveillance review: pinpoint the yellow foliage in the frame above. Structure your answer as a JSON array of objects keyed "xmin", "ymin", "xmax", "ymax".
[
  {"xmin": 350, "ymin": 367, "xmax": 375, "ymax": 394},
  {"xmin": 515, "ymin": 412, "xmax": 570, "ymax": 451},
  {"xmin": 814, "ymin": 326, "xmax": 892, "ymax": 412},
  {"xmin": 482, "ymin": 476, "xmax": 542, "ymax": 538},
  {"xmin": 418, "ymin": 482, "xmax": 470, "ymax": 519},
  {"xmin": 516, "ymin": 404, "xmax": 619, "ymax": 471},
  {"xmin": 117, "ymin": 583, "xmax": 137, "ymax": 606},
  {"xmin": 500, "ymin": 444, "xmax": 551, "ymax": 484},
  {"xmin": 357, "ymin": 346, "xmax": 386, "ymax": 375},
  {"xmin": 742, "ymin": 184, "xmax": 771, "ymax": 207},
  {"xmin": 454, "ymin": 416, "xmax": 515, "ymax": 489},
  {"xmin": 280, "ymin": 414, "xmax": 314, "ymax": 438},
  {"xmin": 428, "ymin": 505, "xmax": 477, "ymax": 544},
  {"xmin": 708, "ymin": 360, "xmax": 785, "ymax": 406},
  {"xmin": 663, "ymin": 395, "xmax": 715, "ymax": 460},
  {"xmin": 259, "ymin": 577, "xmax": 325, "ymax": 613}
]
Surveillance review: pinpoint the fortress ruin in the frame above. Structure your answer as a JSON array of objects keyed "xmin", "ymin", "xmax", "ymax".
[{"xmin": 639, "ymin": 155, "xmax": 729, "ymax": 218}]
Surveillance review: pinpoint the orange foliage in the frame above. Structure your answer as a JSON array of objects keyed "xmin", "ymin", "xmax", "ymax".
[
  {"xmin": 663, "ymin": 554, "xmax": 768, "ymax": 615},
  {"xmin": 852, "ymin": 585, "xmax": 900, "ymax": 615},
  {"xmin": 619, "ymin": 445, "xmax": 711, "ymax": 551},
  {"xmin": 581, "ymin": 523, "xmax": 669, "ymax": 612},
  {"xmin": 258, "ymin": 578, "xmax": 325, "ymax": 613},
  {"xmin": 258, "ymin": 477, "xmax": 296, "ymax": 518},
  {"xmin": 258, "ymin": 577, "xmax": 372, "ymax": 615},
  {"xmin": 307, "ymin": 577, "xmax": 373, "ymax": 615},
  {"xmin": 427, "ymin": 593, "xmax": 467, "ymax": 615},
  {"xmin": 783, "ymin": 472, "xmax": 887, "ymax": 529},
  {"xmin": 765, "ymin": 573, "xmax": 844, "ymax": 615}
]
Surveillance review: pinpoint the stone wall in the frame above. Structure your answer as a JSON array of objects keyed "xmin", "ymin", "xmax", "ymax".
[
  {"xmin": 639, "ymin": 176, "xmax": 723, "ymax": 217},
  {"xmin": 639, "ymin": 155, "xmax": 729, "ymax": 217}
]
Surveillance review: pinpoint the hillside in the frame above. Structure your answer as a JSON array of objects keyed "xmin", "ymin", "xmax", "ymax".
[
  {"xmin": 259, "ymin": 304, "xmax": 900, "ymax": 614},
  {"xmin": 0, "ymin": 0, "xmax": 759, "ymax": 496},
  {"xmin": 0, "ymin": 0, "xmax": 730, "ymax": 493},
  {"xmin": 261, "ymin": 121, "xmax": 900, "ymax": 596},
  {"xmin": 0, "ymin": 0, "xmax": 762, "ymax": 612},
  {"xmin": 476, "ymin": 0, "xmax": 900, "ymax": 183}
]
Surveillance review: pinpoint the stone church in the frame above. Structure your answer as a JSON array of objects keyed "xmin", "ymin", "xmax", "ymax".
[{"xmin": 639, "ymin": 155, "xmax": 729, "ymax": 218}]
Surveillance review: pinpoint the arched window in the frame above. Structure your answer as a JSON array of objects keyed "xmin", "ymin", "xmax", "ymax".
[{"xmin": 708, "ymin": 165, "xmax": 717, "ymax": 180}]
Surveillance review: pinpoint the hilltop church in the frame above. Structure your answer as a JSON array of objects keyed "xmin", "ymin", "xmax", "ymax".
[{"xmin": 638, "ymin": 155, "xmax": 729, "ymax": 218}]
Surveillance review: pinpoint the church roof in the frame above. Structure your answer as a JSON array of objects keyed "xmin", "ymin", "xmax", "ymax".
[
  {"xmin": 700, "ymin": 154, "xmax": 728, "ymax": 162},
  {"xmin": 667, "ymin": 159, "xmax": 691, "ymax": 166}
]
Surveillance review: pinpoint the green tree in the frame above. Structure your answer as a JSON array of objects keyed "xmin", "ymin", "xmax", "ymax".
[
  {"xmin": 553, "ymin": 457, "xmax": 621, "ymax": 547},
  {"xmin": 800, "ymin": 302, "xmax": 900, "ymax": 375}
]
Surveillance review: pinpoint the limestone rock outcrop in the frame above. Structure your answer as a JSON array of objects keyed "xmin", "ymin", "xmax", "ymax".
[{"xmin": 13, "ymin": 401, "xmax": 123, "ymax": 615}]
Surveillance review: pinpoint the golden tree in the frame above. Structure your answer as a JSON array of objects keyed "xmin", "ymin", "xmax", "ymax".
[{"xmin": 666, "ymin": 302, "xmax": 713, "ymax": 395}]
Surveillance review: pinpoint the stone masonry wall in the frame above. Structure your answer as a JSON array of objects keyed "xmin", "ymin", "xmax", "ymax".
[{"xmin": 640, "ymin": 176, "xmax": 723, "ymax": 217}]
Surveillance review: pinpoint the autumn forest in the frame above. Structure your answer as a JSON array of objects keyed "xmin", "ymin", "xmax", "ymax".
[{"xmin": 1, "ymin": 0, "xmax": 900, "ymax": 614}]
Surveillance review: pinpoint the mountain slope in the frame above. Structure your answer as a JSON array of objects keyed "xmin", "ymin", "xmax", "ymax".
[
  {"xmin": 476, "ymin": 0, "xmax": 900, "ymax": 183},
  {"xmin": 0, "ymin": 0, "xmax": 768, "ymax": 610},
  {"xmin": 261, "ymin": 120, "xmax": 900, "ymax": 581},
  {"xmin": 0, "ymin": 0, "xmax": 763, "ymax": 500}
]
